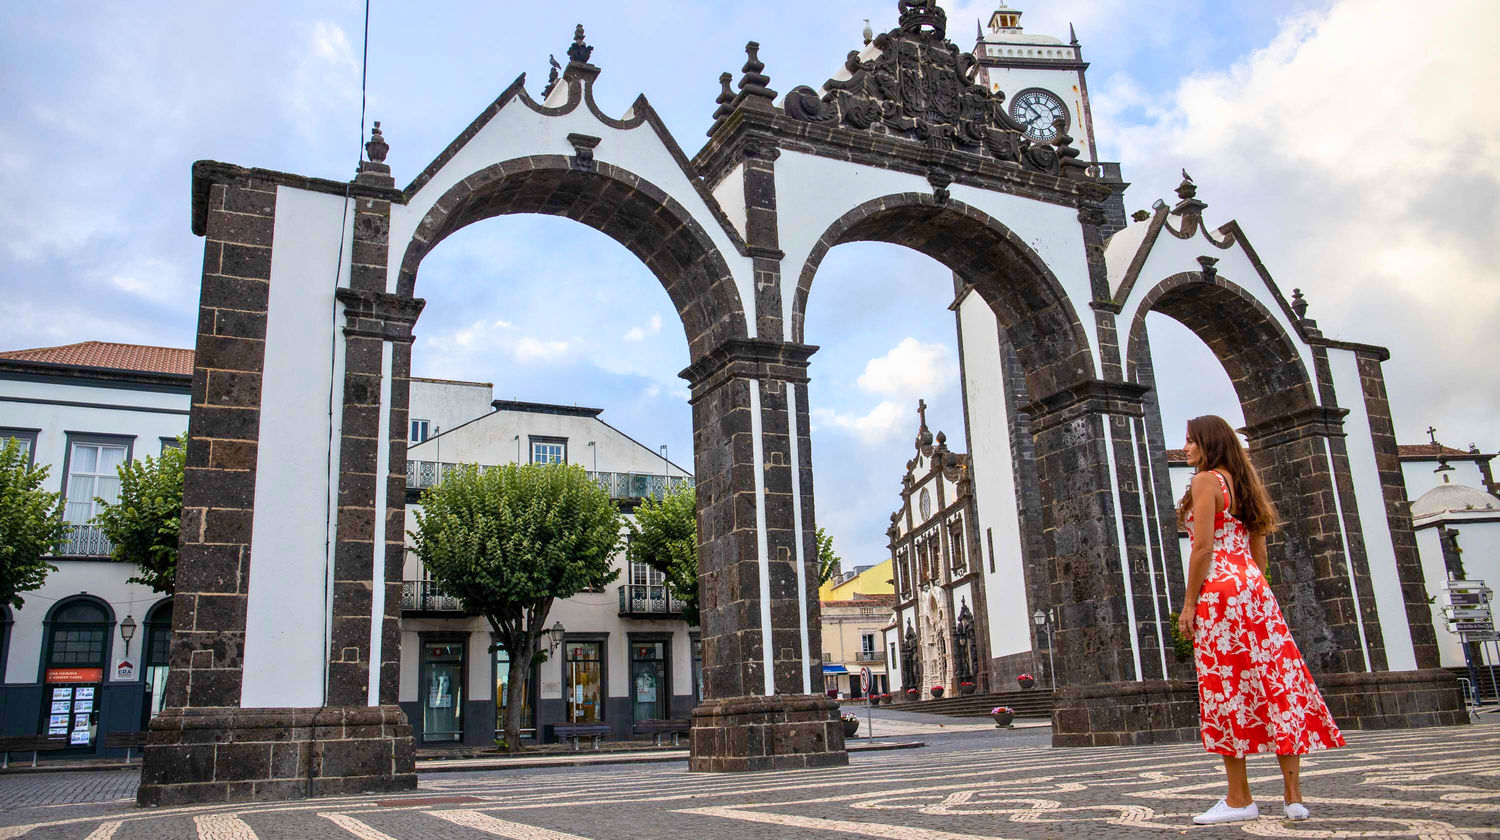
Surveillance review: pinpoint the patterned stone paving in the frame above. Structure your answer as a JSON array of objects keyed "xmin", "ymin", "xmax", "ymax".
[{"xmin": 0, "ymin": 724, "xmax": 1495, "ymax": 838}]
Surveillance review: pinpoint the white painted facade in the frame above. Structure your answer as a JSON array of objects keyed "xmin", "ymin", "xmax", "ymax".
[
  {"xmin": 399, "ymin": 398, "xmax": 697, "ymax": 744},
  {"xmin": 0, "ymin": 350, "xmax": 187, "ymax": 751},
  {"xmin": 407, "ymin": 378, "xmax": 496, "ymax": 443},
  {"xmin": 1409, "ymin": 482, "xmax": 1500, "ymax": 669}
]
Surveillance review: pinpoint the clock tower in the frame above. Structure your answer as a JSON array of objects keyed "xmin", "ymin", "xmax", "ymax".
[{"xmin": 971, "ymin": 3, "xmax": 1099, "ymax": 165}]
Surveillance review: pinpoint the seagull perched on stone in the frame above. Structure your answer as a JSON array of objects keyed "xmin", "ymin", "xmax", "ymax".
[
  {"xmin": 863, "ymin": 19, "xmax": 873, "ymax": 45},
  {"xmin": 1182, "ymin": 168, "xmax": 1193, "ymax": 182}
]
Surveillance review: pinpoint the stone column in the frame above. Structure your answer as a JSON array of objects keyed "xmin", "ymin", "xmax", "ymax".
[{"xmin": 682, "ymin": 338, "xmax": 847, "ymax": 771}]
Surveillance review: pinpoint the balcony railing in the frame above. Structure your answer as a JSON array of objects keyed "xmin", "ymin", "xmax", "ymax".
[
  {"xmin": 851, "ymin": 650, "xmax": 887, "ymax": 664},
  {"xmin": 401, "ymin": 580, "xmax": 465, "ymax": 612},
  {"xmin": 618, "ymin": 584, "xmax": 686, "ymax": 619},
  {"xmin": 57, "ymin": 524, "xmax": 113, "ymax": 558},
  {"xmin": 406, "ymin": 461, "xmax": 694, "ymax": 501}
]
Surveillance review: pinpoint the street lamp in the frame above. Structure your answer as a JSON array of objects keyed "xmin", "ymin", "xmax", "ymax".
[
  {"xmin": 120, "ymin": 615, "xmax": 137, "ymax": 657},
  {"xmin": 548, "ymin": 621, "xmax": 566, "ymax": 656},
  {"xmin": 1033, "ymin": 609, "xmax": 1055, "ymax": 691}
]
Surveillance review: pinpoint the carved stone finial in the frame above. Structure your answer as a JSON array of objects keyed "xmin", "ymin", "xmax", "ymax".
[
  {"xmin": 935, "ymin": 430, "xmax": 948, "ymax": 447},
  {"xmin": 1291, "ymin": 288, "xmax": 1309, "ymax": 320},
  {"xmin": 898, "ymin": 0, "xmax": 947, "ymax": 38},
  {"xmin": 1069, "ymin": 22, "xmax": 1079, "ymax": 46},
  {"xmin": 542, "ymin": 54, "xmax": 562, "ymax": 99},
  {"xmin": 736, "ymin": 42, "xmax": 778, "ymax": 110},
  {"xmin": 364, "ymin": 121, "xmax": 388, "ymax": 164},
  {"xmin": 1196, "ymin": 255, "xmax": 1219, "ymax": 282},
  {"xmin": 567, "ymin": 24, "xmax": 594, "ymax": 64},
  {"xmin": 1130, "ymin": 209, "xmax": 1151, "ymax": 222},
  {"xmin": 1176, "ymin": 170, "xmax": 1197, "ymax": 201},
  {"xmin": 706, "ymin": 72, "xmax": 736, "ymax": 137},
  {"xmin": 1053, "ymin": 118, "xmax": 1088, "ymax": 179}
]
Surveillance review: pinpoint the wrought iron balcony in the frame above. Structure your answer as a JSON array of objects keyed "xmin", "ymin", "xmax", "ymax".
[
  {"xmin": 406, "ymin": 461, "xmax": 694, "ymax": 501},
  {"xmin": 57, "ymin": 524, "xmax": 113, "ymax": 558},
  {"xmin": 851, "ymin": 649, "xmax": 887, "ymax": 664},
  {"xmin": 617, "ymin": 584, "xmax": 686, "ymax": 619},
  {"xmin": 401, "ymin": 580, "xmax": 465, "ymax": 613}
]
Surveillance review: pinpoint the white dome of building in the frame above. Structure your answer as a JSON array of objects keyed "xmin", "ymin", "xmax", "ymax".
[{"xmin": 1411, "ymin": 482, "xmax": 1500, "ymax": 521}]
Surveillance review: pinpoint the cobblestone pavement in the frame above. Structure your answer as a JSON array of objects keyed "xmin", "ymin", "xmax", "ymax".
[{"xmin": 0, "ymin": 723, "xmax": 1495, "ymax": 838}]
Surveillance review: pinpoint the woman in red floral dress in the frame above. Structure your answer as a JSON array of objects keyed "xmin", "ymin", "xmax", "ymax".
[{"xmin": 1178, "ymin": 415, "xmax": 1344, "ymax": 825}]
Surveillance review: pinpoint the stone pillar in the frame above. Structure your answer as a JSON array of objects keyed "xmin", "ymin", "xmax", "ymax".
[{"xmin": 682, "ymin": 338, "xmax": 847, "ymax": 771}]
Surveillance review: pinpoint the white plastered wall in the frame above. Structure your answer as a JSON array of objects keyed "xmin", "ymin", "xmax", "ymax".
[
  {"xmin": 1414, "ymin": 518, "xmax": 1500, "ymax": 668},
  {"xmin": 774, "ymin": 150, "xmax": 1101, "ymax": 375},
  {"xmin": 1327, "ymin": 348, "xmax": 1417, "ymax": 670},
  {"xmin": 239, "ymin": 186, "xmax": 352, "ymax": 708},
  {"xmin": 957, "ymin": 293, "xmax": 1032, "ymax": 660},
  {"xmin": 977, "ymin": 64, "xmax": 1095, "ymax": 162},
  {"xmin": 386, "ymin": 89, "xmax": 751, "ymax": 330}
]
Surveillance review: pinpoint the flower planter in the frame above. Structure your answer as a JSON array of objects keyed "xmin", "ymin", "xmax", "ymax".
[
  {"xmin": 959, "ymin": 682, "xmax": 976, "ymax": 695},
  {"xmin": 906, "ymin": 689, "xmax": 919, "ymax": 701},
  {"xmin": 881, "ymin": 694, "xmax": 893, "ymax": 704},
  {"xmin": 1017, "ymin": 676, "xmax": 1035, "ymax": 690},
  {"xmin": 826, "ymin": 689, "xmax": 838, "ymax": 699},
  {"xmin": 842, "ymin": 718, "xmax": 859, "ymax": 738},
  {"xmin": 992, "ymin": 709, "xmax": 1016, "ymax": 728},
  {"xmin": 868, "ymin": 694, "xmax": 880, "ymax": 706},
  {"xmin": 930, "ymin": 686, "xmax": 945, "ymax": 699}
]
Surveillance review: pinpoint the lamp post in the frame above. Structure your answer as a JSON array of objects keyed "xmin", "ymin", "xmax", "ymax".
[
  {"xmin": 548, "ymin": 621, "xmax": 566, "ymax": 656},
  {"xmin": 1033, "ymin": 609, "xmax": 1054, "ymax": 691},
  {"xmin": 120, "ymin": 615, "xmax": 137, "ymax": 657}
]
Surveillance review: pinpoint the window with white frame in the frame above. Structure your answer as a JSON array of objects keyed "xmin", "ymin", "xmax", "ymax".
[
  {"xmin": 630, "ymin": 560, "xmax": 665, "ymax": 588},
  {"xmin": 410, "ymin": 419, "xmax": 430, "ymax": 443},
  {"xmin": 62, "ymin": 437, "xmax": 130, "ymax": 551},
  {"xmin": 530, "ymin": 438, "xmax": 565, "ymax": 464}
]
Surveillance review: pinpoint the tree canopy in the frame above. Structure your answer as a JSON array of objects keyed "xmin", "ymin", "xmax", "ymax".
[
  {"xmin": 408, "ymin": 462, "xmax": 622, "ymax": 751},
  {"xmin": 0, "ymin": 437, "xmax": 65, "ymax": 608},
  {"xmin": 93, "ymin": 436, "xmax": 185, "ymax": 594}
]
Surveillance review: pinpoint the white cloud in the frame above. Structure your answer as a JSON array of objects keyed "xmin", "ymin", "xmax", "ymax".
[
  {"xmin": 623, "ymin": 313, "xmax": 662, "ymax": 342},
  {"xmin": 856, "ymin": 338, "xmax": 954, "ymax": 397},
  {"xmin": 1104, "ymin": 0, "xmax": 1500, "ymax": 446},
  {"xmin": 512, "ymin": 337, "xmax": 570, "ymax": 363},
  {"xmin": 813, "ymin": 401, "xmax": 908, "ymax": 446}
]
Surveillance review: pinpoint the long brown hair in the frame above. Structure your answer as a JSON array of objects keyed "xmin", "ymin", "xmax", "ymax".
[{"xmin": 1176, "ymin": 415, "xmax": 1279, "ymax": 536}]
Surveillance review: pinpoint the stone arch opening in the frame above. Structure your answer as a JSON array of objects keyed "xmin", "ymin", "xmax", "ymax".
[
  {"xmin": 1125, "ymin": 271, "xmax": 1379, "ymax": 674},
  {"xmin": 398, "ymin": 156, "xmax": 748, "ymax": 360},
  {"xmin": 793, "ymin": 194, "xmax": 1094, "ymax": 398}
]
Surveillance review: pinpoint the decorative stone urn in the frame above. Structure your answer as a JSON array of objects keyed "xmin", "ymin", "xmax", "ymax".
[
  {"xmin": 992, "ymin": 708, "xmax": 1016, "ymax": 728},
  {"xmin": 842, "ymin": 717, "xmax": 860, "ymax": 738},
  {"xmin": 868, "ymin": 694, "xmax": 881, "ymax": 706},
  {"xmin": 930, "ymin": 685, "xmax": 945, "ymax": 699},
  {"xmin": 959, "ymin": 682, "xmax": 976, "ymax": 695},
  {"xmin": 1017, "ymin": 674, "xmax": 1036, "ymax": 690}
]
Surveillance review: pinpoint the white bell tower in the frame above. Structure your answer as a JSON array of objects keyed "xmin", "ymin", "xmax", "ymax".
[{"xmin": 971, "ymin": 3, "xmax": 1099, "ymax": 164}]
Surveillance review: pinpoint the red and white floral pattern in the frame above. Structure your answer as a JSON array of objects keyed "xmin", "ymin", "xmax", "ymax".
[{"xmin": 1187, "ymin": 471, "xmax": 1345, "ymax": 757}]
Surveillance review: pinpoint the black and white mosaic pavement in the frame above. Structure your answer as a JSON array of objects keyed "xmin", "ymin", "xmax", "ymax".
[{"xmin": 1, "ymin": 724, "xmax": 1496, "ymax": 838}]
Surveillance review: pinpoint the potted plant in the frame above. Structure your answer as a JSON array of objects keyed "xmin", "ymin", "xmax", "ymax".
[
  {"xmin": 841, "ymin": 712, "xmax": 860, "ymax": 738},
  {"xmin": 959, "ymin": 681, "xmax": 976, "ymax": 695},
  {"xmin": 1016, "ymin": 672, "xmax": 1035, "ymax": 689},
  {"xmin": 881, "ymin": 693, "xmax": 893, "ymax": 704},
  {"xmin": 992, "ymin": 705, "xmax": 1016, "ymax": 728},
  {"xmin": 906, "ymin": 688, "xmax": 919, "ymax": 701},
  {"xmin": 826, "ymin": 688, "xmax": 838, "ymax": 699},
  {"xmin": 930, "ymin": 685, "xmax": 945, "ymax": 699},
  {"xmin": 868, "ymin": 692, "xmax": 881, "ymax": 706}
]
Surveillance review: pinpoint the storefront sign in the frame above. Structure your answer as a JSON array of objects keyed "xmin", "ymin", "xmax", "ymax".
[
  {"xmin": 112, "ymin": 658, "xmax": 136, "ymax": 681},
  {"xmin": 45, "ymin": 668, "xmax": 103, "ymax": 684}
]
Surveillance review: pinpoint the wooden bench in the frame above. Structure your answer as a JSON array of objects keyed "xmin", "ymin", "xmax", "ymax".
[
  {"xmin": 632, "ymin": 719, "xmax": 690, "ymax": 747},
  {"xmin": 552, "ymin": 723, "xmax": 610, "ymax": 750},
  {"xmin": 101, "ymin": 731, "xmax": 149, "ymax": 764},
  {"xmin": 0, "ymin": 735, "xmax": 68, "ymax": 769}
]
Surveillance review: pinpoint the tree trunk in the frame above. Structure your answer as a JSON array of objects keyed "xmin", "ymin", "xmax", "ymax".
[{"xmin": 503, "ymin": 644, "xmax": 532, "ymax": 754}]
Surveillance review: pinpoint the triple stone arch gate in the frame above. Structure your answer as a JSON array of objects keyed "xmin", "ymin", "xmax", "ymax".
[{"xmin": 140, "ymin": 0, "xmax": 1464, "ymax": 805}]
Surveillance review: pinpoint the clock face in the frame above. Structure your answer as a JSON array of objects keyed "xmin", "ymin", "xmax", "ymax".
[
  {"xmin": 919, "ymin": 488, "xmax": 932, "ymax": 519},
  {"xmin": 1009, "ymin": 89, "xmax": 1068, "ymax": 142}
]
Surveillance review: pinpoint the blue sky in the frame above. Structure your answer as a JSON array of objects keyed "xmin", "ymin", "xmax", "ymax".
[{"xmin": 3, "ymin": 1, "xmax": 1496, "ymax": 568}]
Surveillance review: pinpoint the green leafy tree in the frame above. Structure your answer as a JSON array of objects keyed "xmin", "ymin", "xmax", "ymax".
[
  {"xmin": 0, "ymin": 438, "xmax": 65, "ymax": 608},
  {"xmin": 93, "ymin": 436, "xmax": 185, "ymax": 594},
  {"xmin": 627, "ymin": 484, "xmax": 700, "ymax": 626},
  {"xmin": 816, "ymin": 526, "xmax": 841, "ymax": 586},
  {"xmin": 409, "ymin": 462, "xmax": 622, "ymax": 752}
]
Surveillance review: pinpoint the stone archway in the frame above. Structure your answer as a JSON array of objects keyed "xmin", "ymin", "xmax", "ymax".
[{"xmin": 1125, "ymin": 270, "xmax": 1378, "ymax": 674}]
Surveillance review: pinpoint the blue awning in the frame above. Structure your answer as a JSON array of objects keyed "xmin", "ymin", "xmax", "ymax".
[{"xmin": 822, "ymin": 664, "xmax": 849, "ymax": 674}]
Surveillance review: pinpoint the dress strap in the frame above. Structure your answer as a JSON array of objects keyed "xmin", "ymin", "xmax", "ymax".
[{"xmin": 1211, "ymin": 470, "xmax": 1233, "ymax": 513}]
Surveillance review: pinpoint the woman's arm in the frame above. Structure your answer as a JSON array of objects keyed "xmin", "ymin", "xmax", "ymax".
[
  {"xmin": 1250, "ymin": 532, "xmax": 1268, "ymax": 574},
  {"xmin": 1178, "ymin": 471, "xmax": 1222, "ymax": 640}
]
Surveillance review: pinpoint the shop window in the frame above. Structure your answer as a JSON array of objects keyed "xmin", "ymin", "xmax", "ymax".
[
  {"xmin": 630, "ymin": 640, "xmax": 668, "ymax": 723},
  {"xmin": 420, "ymin": 639, "xmax": 465, "ymax": 742},
  {"xmin": 144, "ymin": 601, "xmax": 173, "ymax": 720},
  {"xmin": 494, "ymin": 647, "xmax": 536, "ymax": 736},
  {"xmin": 564, "ymin": 640, "xmax": 604, "ymax": 723},
  {"xmin": 691, "ymin": 635, "xmax": 703, "ymax": 703},
  {"xmin": 42, "ymin": 599, "xmax": 111, "ymax": 749}
]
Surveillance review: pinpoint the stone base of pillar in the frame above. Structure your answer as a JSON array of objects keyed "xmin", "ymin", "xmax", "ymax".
[
  {"xmin": 137, "ymin": 705, "xmax": 416, "ymax": 806},
  {"xmin": 1052, "ymin": 669, "xmax": 1468, "ymax": 748},
  {"xmin": 689, "ymin": 694, "xmax": 849, "ymax": 772}
]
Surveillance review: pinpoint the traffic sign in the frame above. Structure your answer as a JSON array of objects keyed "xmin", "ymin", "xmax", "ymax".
[
  {"xmin": 1449, "ymin": 592, "xmax": 1491, "ymax": 607},
  {"xmin": 1444, "ymin": 579, "xmax": 1491, "ymax": 592},
  {"xmin": 1446, "ymin": 607, "xmax": 1493, "ymax": 620},
  {"xmin": 1451, "ymin": 621, "xmax": 1496, "ymax": 633},
  {"xmin": 1462, "ymin": 631, "xmax": 1500, "ymax": 642},
  {"xmin": 859, "ymin": 666, "xmax": 872, "ymax": 698}
]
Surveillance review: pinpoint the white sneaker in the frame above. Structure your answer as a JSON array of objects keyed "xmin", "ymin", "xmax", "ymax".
[
  {"xmin": 1193, "ymin": 798, "xmax": 1260, "ymax": 825},
  {"xmin": 1283, "ymin": 802, "xmax": 1309, "ymax": 821}
]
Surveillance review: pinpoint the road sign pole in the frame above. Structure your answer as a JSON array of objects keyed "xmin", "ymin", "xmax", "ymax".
[{"xmin": 1491, "ymin": 642, "xmax": 1499, "ymax": 705}]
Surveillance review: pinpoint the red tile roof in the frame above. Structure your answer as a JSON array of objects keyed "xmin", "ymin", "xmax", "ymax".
[
  {"xmin": 0, "ymin": 341, "xmax": 193, "ymax": 376},
  {"xmin": 821, "ymin": 593, "xmax": 899, "ymax": 608},
  {"xmin": 1398, "ymin": 443, "xmax": 1479, "ymax": 459}
]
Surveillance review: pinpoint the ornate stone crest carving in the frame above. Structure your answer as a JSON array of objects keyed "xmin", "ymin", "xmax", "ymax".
[{"xmin": 782, "ymin": 2, "xmax": 1084, "ymax": 175}]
